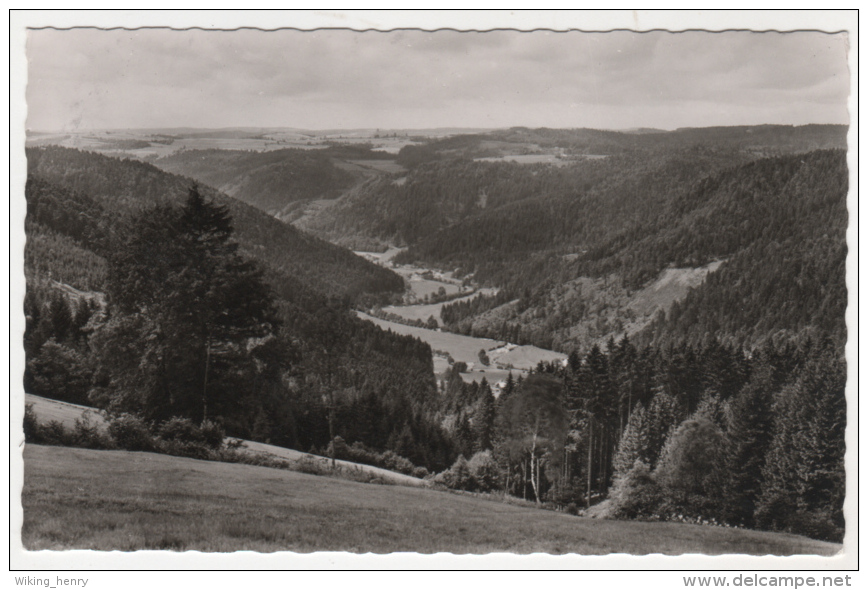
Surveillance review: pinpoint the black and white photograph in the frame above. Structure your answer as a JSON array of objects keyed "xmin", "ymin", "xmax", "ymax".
[{"xmin": 9, "ymin": 10, "xmax": 857, "ymax": 574}]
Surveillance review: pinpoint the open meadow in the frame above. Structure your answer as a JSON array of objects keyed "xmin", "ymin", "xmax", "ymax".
[
  {"xmin": 23, "ymin": 394, "xmax": 424, "ymax": 487},
  {"xmin": 21, "ymin": 445, "xmax": 840, "ymax": 555},
  {"xmin": 356, "ymin": 312, "xmax": 565, "ymax": 373}
]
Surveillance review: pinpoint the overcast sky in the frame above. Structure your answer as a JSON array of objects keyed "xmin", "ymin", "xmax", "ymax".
[{"xmin": 25, "ymin": 28, "xmax": 850, "ymax": 131}]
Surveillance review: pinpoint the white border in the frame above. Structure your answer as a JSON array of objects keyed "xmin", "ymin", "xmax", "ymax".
[{"xmin": 6, "ymin": 9, "xmax": 860, "ymax": 578}]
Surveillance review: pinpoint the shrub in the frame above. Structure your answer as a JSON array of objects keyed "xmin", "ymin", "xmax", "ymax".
[
  {"xmin": 33, "ymin": 420, "xmax": 71, "ymax": 446},
  {"xmin": 437, "ymin": 455, "xmax": 473, "ymax": 491},
  {"xmin": 325, "ymin": 438, "xmax": 422, "ymax": 476},
  {"xmin": 199, "ymin": 420, "xmax": 225, "ymax": 449},
  {"xmin": 157, "ymin": 417, "xmax": 205, "ymax": 444},
  {"xmin": 296, "ymin": 454, "xmax": 330, "ymax": 475},
  {"xmin": 604, "ymin": 460, "xmax": 663, "ymax": 520},
  {"xmin": 107, "ymin": 413, "xmax": 154, "ymax": 452},
  {"xmin": 468, "ymin": 450, "xmax": 500, "ymax": 492},
  {"xmin": 411, "ymin": 465, "xmax": 430, "ymax": 479},
  {"xmin": 23, "ymin": 404, "xmax": 40, "ymax": 442},
  {"xmin": 156, "ymin": 438, "xmax": 214, "ymax": 461},
  {"xmin": 432, "ymin": 469, "xmax": 454, "ymax": 489},
  {"xmin": 381, "ymin": 450, "xmax": 415, "ymax": 475},
  {"xmin": 71, "ymin": 413, "xmax": 112, "ymax": 449},
  {"xmin": 326, "ymin": 436, "xmax": 350, "ymax": 459}
]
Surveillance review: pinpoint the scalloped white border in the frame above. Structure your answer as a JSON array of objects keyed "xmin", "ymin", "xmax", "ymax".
[{"xmin": 6, "ymin": 9, "xmax": 860, "ymax": 578}]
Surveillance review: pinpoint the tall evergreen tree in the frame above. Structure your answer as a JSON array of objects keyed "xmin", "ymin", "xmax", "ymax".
[
  {"xmin": 474, "ymin": 379, "xmax": 495, "ymax": 452},
  {"xmin": 92, "ymin": 185, "xmax": 279, "ymax": 424},
  {"xmin": 755, "ymin": 341, "xmax": 846, "ymax": 541},
  {"xmin": 723, "ymin": 361, "xmax": 776, "ymax": 527},
  {"xmin": 612, "ymin": 401, "xmax": 649, "ymax": 481}
]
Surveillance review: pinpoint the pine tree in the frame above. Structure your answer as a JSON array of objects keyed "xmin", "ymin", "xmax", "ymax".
[
  {"xmin": 612, "ymin": 401, "xmax": 649, "ymax": 480},
  {"xmin": 642, "ymin": 386, "xmax": 684, "ymax": 470},
  {"xmin": 755, "ymin": 341, "xmax": 846, "ymax": 541},
  {"xmin": 93, "ymin": 185, "xmax": 279, "ymax": 423},
  {"xmin": 474, "ymin": 380, "xmax": 495, "ymax": 452},
  {"xmin": 47, "ymin": 293, "xmax": 74, "ymax": 343},
  {"xmin": 722, "ymin": 359, "xmax": 777, "ymax": 526}
]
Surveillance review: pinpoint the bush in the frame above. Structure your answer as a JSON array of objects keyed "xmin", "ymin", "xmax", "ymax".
[
  {"xmin": 23, "ymin": 404, "xmax": 40, "ymax": 442},
  {"xmin": 199, "ymin": 420, "xmax": 225, "ymax": 449},
  {"xmin": 468, "ymin": 450, "xmax": 500, "ymax": 492},
  {"xmin": 157, "ymin": 417, "xmax": 205, "ymax": 444},
  {"xmin": 432, "ymin": 469, "xmax": 454, "ymax": 489},
  {"xmin": 604, "ymin": 460, "xmax": 663, "ymax": 520},
  {"xmin": 434, "ymin": 455, "xmax": 474, "ymax": 491},
  {"xmin": 326, "ymin": 435, "xmax": 350, "ymax": 459},
  {"xmin": 71, "ymin": 413, "xmax": 112, "ymax": 449},
  {"xmin": 296, "ymin": 454, "xmax": 330, "ymax": 475},
  {"xmin": 381, "ymin": 450, "xmax": 415, "ymax": 475},
  {"xmin": 411, "ymin": 465, "xmax": 430, "ymax": 479},
  {"xmin": 107, "ymin": 413, "xmax": 154, "ymax": 452},
  {"xmin": 325, "ymin": 437, "xmax": 422, "ymax": 476},
  {"xmin": 156, "ymin": 438, "xmax": 214, "ymax": 461}
]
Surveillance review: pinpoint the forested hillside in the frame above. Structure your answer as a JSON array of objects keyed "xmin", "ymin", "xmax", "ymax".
[
  {"xmin": 152, "ymin": 147, "xmax": 360, "ymax": 214},
  {"xmin": 299, "ymin": 126, "xmax": 848, "ymax": 352},
  {"xmin": 426, "ymin": 335, "xmax": 845, "ymax": 542},
  {"xmin": 23, "ymin": 148, "xmax": 459, "ymax": 472},
  {"xmin": 26, "ymin": 147, "xmax": 404, "ymax": 303},
  {"xmin": 437, "ymin": 150, "xmax": 848, "ymax": 351}
]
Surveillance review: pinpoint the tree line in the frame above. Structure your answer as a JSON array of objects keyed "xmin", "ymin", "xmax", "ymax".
[{"xmin": 430, "ymin": 336, "xmax": 845, "ymax": 542}]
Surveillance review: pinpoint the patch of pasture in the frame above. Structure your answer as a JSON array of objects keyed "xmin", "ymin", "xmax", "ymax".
[
  {"xmin": 492, "ymin": 345, "xmax": 567, "ymax": 371},
  {"xmin": 474, "ymin": 154, "xmax": 571, "ymax": 166},
  {"xmin": 347, "ymin": 159, "xmax": 406, "ymax": 174},
  {"xmin": 357, "ymin": 312, "xmax": 505, "ymax": 367},
  {"xmin": 357, "ymin": 312, "xmax": 564, "ymax": 374},
  {"xmin": 22, "ymin": 445, "xmax": 841, "ymax": 555},
  {"xmin": 382, "ymin": 288, "xmax": 500, "ymax": 326},
  {"xmin": 23, "ymin": 393, "xmax": 106, "ymax": 430}
]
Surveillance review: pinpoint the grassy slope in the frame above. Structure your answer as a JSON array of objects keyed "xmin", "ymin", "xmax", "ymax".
[
  {"xmin": 23, "ymin": 394, "xmax": 424, "ymax": 487},
  {"xmin": 22, "ymin": 445, "xmax": 840, "ymax": 555}
]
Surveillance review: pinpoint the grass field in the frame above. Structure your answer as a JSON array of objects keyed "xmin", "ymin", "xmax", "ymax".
[
  {"xmin": 24, "ymin": 394, "xmax": 107, "ymax": 429},
  {"xmin": 358, "ymin": 312, "xmax": 504, "ymax": 364},
  {"xmin": 347, "ymin": 159, "xmax": 406, "ymax": 174},
  {"xmin": 23, "ymin": 394, "xmax": 424, "ymax": 487},
  {"xmin": 21, "ymin": 445, "xmax": 840, "ymax": 555},
  {"xmin": 382, "ymin": 289, "xmax": 498, "ymax": 326},
  {"xmin": 474, "ymin": 154, "xmax": 573, "ymax": 166},
  {"xmin": 357, "ymin": 312, "xmax": 565, "ymax": 373}
]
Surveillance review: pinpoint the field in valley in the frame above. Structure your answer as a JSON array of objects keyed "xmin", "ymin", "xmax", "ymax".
[
  {"xmin": 358, "ymin": 312, "xmax": 567, "ymax": 377},
  {"xmin": 20, "ymin": 444, "xmax": 841, "ymax": 555},
  {"xmin": 382, "ymin": 288, "xmax": 499, "ymax": 326}
]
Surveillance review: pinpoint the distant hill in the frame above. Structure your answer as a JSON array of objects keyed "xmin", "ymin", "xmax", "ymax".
[
  {"xmin": 152, "ymin": 148, "xmax": 359, "ymax": 214},
  {"xmin": 26, "ymin": 146, "xmax": 403, "ymax": 302},
  {"xmin": 294, "ymin": 125, "xmax": 848, "ymax": 352}
]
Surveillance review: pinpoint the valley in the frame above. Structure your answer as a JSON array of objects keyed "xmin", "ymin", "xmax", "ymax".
[{"xmin": 20, "ymin": 123, "xmax": 849, "ymax": 552}]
